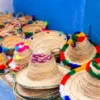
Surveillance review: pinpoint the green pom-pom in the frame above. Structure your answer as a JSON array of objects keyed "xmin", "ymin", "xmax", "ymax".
[
  {"xmin": 71, "ymin": 34, "xmax": 78, "ymax": 42},
  {"xmin": 45, "ymin": 21, "xmax": 48, "ymax": 26}
]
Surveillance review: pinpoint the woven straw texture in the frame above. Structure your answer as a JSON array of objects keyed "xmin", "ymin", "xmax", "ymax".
[
  {"xmin": 2, "ymin": 36, "xmax": 23, "ymax": 49},
  {"xmin": 14, "ymin": 83, "xmax": 59, "ymax": 99},
  {"xmin": 65, "ymin": 38, "xmax": 96, "ymax": 64},
  {"xmin": 29, "ymin": 30, "xmax": 66, "ymax": 54},
  {"xmin": 16, "ymin": 50, "xmax": 69, "ymax": 89}
]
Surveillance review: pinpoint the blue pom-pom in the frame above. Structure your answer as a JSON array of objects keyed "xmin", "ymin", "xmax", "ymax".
[
  {"xmin": 5, "ymin": 11, "xmax": 8, "ymax": 14},
  {"xmin": 18, "ymin": 29, "xmax": 22, "ymax": 34},
  {"xmin": 27, "ymin": 20, "xmax": 33, "ymax": 24},
  {"xmin": 0, "ymin": 46, "xmax": 2, "ymax": 53},
  {"xmin": 15, "ymin": 46, "xmax": 19, "ymax": 51},
  {"xmin": 64, "ymin": 96, "xmax": 71, "ymax": 100},
  {"xmin": 67, "ymin": 35, "xmax": 70, "ymax": 41},
  {"xmin": 2, "ymin": 47, "xmax": 9, "ymax": 52},
  {"xmin": 69, "ymin": 63, "xmax": 80, "ymax": 69},
  {"xmin": 25, "ymin": 35, "xmax": 31, "ymax": 39},
  {"xmin": 74, "ymin": 31, "xmax": 81, "ymax": 35}
]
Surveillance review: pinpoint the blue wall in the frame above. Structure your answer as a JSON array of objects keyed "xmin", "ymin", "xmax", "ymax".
[
  {"xmin": 14, "ymin": 0, "xmax": 86, "ymax": 34},
  {"xmin": 83, "ymin": 0, "xmax": 100, "ymax": 44},
  {"xmin": 13, "ymin": 0, "xmax": 100, "ymax": 44}
]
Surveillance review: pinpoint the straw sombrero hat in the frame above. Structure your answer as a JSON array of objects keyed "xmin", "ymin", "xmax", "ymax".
[
  {"xmin": 2, "ymin": 35, "xmax": 24, "ymax": 56},
  {"xmin": 14, "ymin": 83, "xmax": 60, "ymax": 100},
  {"xmin": 9, "ymin": 42, "xmax": 32, "ymax": 72},
  {"xmin": 16, "ymin": 12, "xmax": 32, "ymax": 25},
  {"xmin": 60, "ymin": 58, "xmax": 100, "ymax": 100},
  {"xmin": 60, "ymin": 32, "xmax": 100, "ymax": 69},
  {"xmin": 0, "ymin": 12, "xmax": 13, "ymax": 25},
  {"xmin": 0, "ymin": 46, "xmax": 12, "ymax": 74},
  {"xmin": 22, "ymin": 21, "xmax": 47, "ymax": 38},
  {"xmin": 29, "ymin": 30, "xmax": 67, "ymax": 57},
  {"xmin": 0, "ymin": 24, "xmax": 19, "ymax": 38},
  {"xmin": 16, "ymin": 48, "xmax": 70, "ymax": 89}
]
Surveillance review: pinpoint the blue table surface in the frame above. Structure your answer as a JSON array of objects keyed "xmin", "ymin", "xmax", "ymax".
[{"xmin": 0, "ymin": 80, "xmax": 16, "ymax": 100}]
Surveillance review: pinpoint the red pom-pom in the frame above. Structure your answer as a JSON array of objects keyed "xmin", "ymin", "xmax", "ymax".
[
  {"xmin": 8, "ymin": 58, "xmax": 13, "ymax": 64},
  {"xmin": 95, "ymin": 58, "xmax": 100, "ymax": 63},
  {"xmin": 60, "ymin": 52, "xmax": 65, "ymax": 61},
  {"xmin": 13, "ymin": 67, "xmax": 20, "ymax": 72},
  {"xmin": 61, "ymin": 74, "xmax": 71, "ymax": 85},
  {"xmin": 0, "ymin": 64, "xmax": 6, "ymax": 70},
  {"xmin": 86, "ymin": 61, "xmax": 91, "ymax": 72},
  {"xmin": 77, "ymin": 37, "xmax": 85, "ymax": 42},
  {"xmin": 95, "ymin": 45, "xmax": 100, "ymax": 54}
]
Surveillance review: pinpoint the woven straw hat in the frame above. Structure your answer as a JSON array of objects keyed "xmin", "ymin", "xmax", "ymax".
[
  {"xmin": 16, "ymin": 12, "xmax": 32, "ymax": 25},
  {"xmin": 2, "ymin": 35, "xmax": 24, "ymax": 56},
  {"xmin": 14, "ymin": 83, "xmax": 60, "ymax": 100},
  {"xmin": 0, "ymin": 24, "xmax": 19, "ymax": 37},
  {"xmin": 22, "ymin": 21, "xmax": 47, "ymax": 38},
  {"xmin": 60, "ymin": 32, "xmax": 100, "ymax": 69},
  {"xmin": 6, "ymin": 19, "xmax": 22, "ymax": 30},
  {"xmin": 29, "ymin": 30, "xmax": 67, "ymax": 56},
  {"xmin": 0, "ymin": 46, "xmax": 11, "ymax": 74},
  {"xmin": 16, "ymin": 48, "xmax": 70, "ymax": 89},
  {"xmin": 0, "ymin": 12, "xmax": 13, "ymax": 25},
  {"xmin": 60, "ymin": 58, "xmax": 100, "ymax": 100},
  {"xmin": 9, "ymin": 42, "xmax": 32, "ymax": 72}
]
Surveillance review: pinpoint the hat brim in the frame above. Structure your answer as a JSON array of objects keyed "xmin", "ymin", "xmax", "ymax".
[
  {"xmin": 14, "ymin": 83, "xmax": 60, "ymax": 99},
  {"xmin": 60, "ymin": 41, "xmax": 100, "ymax": 69},
  {"xmin": 60, "ymin": 70, "xmax": 100, "ymax": 100},
  {"xmin": 29, "ymin": 31, "xmax": 67, "ymax": 51},
  {"xmin": 16, "ymin": 64, "xmax": 70, "ymax": 89}
]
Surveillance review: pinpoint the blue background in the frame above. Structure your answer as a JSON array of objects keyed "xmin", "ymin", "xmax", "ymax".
[{"xmin": 13, "ymin": 0, "xmax": 100, "ymax": 44}]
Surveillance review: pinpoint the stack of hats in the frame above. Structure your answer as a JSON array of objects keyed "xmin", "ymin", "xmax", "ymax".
[
  {"xmin": 1, "ymin": 35, "xmax": 24, "ymax": 56},
  {"xmin": 9, "ymin": 42, "xmax": 32, "ymax": 72},
  {"xmin": 60, "ymin": 32, "xmax": 100, "ymax": 69},
  {"xmin": 14, "ymin": 48, "xmax": 70, "ymax": 99},
  {"xmin": 60, "ymin": 58, "xmax": 100, "ymax": 100}
]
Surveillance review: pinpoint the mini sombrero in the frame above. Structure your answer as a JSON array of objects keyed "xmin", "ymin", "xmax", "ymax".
[
  {"xmin": 16, "ymin": 48, "xmax": 70, "ymax": 89},
  {"xmin": 29, "ymin": 30, "xmax": 67, "ymax": 56},
  {"xmin": 0, "ymin": 46, "xmax": 11, "ymax": 74},
  {"xmin": 22, "ymin": 21, "xmax": 47, "ymax": 38},
  {"xmin": 16, "ymin": 12, "xmax": 32, "ymax": 25},
  {"xmin": 0, "ymin": 12, "xmax": 13, "ymax": 25},
  {"xmin": 9, "ymin": 42, "xmax": 32, "ymax": 72},
  {"xmin": 14, "ymin": 83, "xmax": 60, "ymax": 100},
  {"xmin": 0, "ymin": 24, "xmax": 19, "ymax": 37},
  {"xmin": 60, "ymin": 32, "xmax": 100, "ymax": 69},
  {"xmin": 60, "ymin": 58, "xmax": 100, "ymax": 100},
  {"xmin": 2, "ymin": 35, "xmax": 24, "ymax": 56}
]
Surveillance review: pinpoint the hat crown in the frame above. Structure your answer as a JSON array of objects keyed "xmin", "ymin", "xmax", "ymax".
[
  {"xmin": 67, "ymin": 34, "xmax": 96, "ymax": 64},
  {"xmin": 13, "ymin": 42, "xmax": 31, "ymax": 66},
  {"xmin": 27, "ymin": 53, "xmax": 60, "ymax": 81}
]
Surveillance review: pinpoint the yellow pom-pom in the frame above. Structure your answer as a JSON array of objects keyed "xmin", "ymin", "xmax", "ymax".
[
  {"xmin": 15, "ymin": 55, "xmax": 22, "ymax": 60},
  {"xmin": 98, "ymin": 63, "xmax": 100, "ymax": 66},
  {"xmin": 67, "ymin": 39, "xmax": 73, "ymax": 45},
  {"xmin": 75, "ymin": 63, "xmax": 87, "ymax": 72},
  {"xmin": 76, "ymin": 32, "xmax": 85, "ymax": 37},
  {"xmin": 4, "ymin": 64, "xmax": 8, "ymax": 68},
  {"xmin": 0, "ymin": 57, "xmax": 3, "ymax": 61},
  {"xmin": 24, "ymin": 41, "xmax": 29, "ymax": 46}
]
